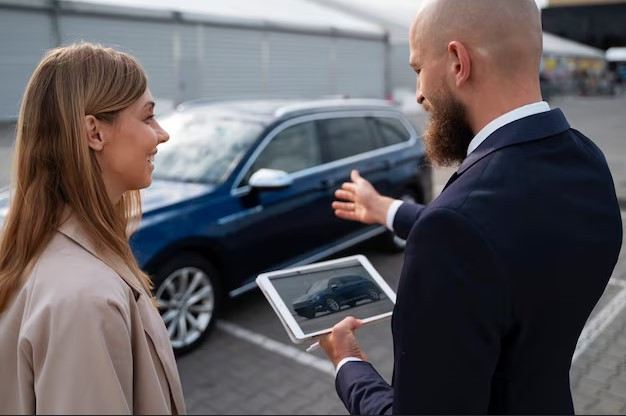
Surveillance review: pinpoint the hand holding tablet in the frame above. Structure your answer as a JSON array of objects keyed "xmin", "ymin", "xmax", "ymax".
[{"xmin": 256, "ymin": 255, "xmax": 396, "ymax": 344}]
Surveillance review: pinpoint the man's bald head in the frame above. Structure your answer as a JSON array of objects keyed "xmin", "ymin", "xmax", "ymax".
[{"xmin": 410, "ymin": 0, "xmax": 543, "ymax": 78}]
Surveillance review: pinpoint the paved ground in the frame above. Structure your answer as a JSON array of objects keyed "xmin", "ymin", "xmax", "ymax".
[{"xmin": 1, "ymin": 95, "xmax": 625, "ymax": 414}]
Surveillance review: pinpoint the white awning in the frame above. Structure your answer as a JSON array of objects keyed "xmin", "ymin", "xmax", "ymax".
[
  {"xmin": 606, "ymin": 47, "xmax": 626, "ymax": 62},
  {"xmin": 542, "ymin": 32, "xmax": 605, "ymax": 59},
  {"xmin": 55, "ymin": 0, "xmax": 387, "ymax": 39}
]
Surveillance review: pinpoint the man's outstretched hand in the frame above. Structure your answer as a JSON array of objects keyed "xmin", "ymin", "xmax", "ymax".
[{"xmin": 332, "ymin": 170, "xmax": 396, "ymax": 226}]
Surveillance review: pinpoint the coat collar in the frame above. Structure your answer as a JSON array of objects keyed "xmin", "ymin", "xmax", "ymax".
[
  {"xmin": 457, "ymin": 108, "xmax": 570, "ymax": 175},
  {"xmin": 57, "ymin": 212, "xmax": 145, "ymax": 296}
]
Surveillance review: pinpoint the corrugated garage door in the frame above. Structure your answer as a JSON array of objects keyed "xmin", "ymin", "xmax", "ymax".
[
  {"xmin": 59, "ymin": 14, "xmax": 178, "ymax": 102},
  {"xmin": 335, "ymin": 37, "xmax": 385, "ymax": 98},
  {"xmin": 267, "ymin": 31, "xmax": 333, "ymax": 98},
  {"xmin": 0, "ymin": 8, "xmax": 54, "ymax": 119},
  {"xmin": 201, "ymin": 26, "xmax": 264, "ymax": 99},
  {"xmin": 390, "ymin": 43, "xmax": 415, "ymax": 93}
]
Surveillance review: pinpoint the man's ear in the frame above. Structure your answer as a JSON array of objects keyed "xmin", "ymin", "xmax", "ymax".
[
  {"xmin": 448, "ymin": 41, "xmax": 471, "ymax": 88},
  {"xmin": 85, "ymin": 115, "xmax": 104, "ymax": 151}
]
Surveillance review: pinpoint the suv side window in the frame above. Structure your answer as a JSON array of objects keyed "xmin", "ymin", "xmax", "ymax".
[
  {"xmin": 371, "ymin": 116, "xmax": 411, "ymax": 146},
  {"xmin": 244, "ymin": 121, "xmax": 322, "ymax": 184},
  {"xmin": 319, "ymin": 117, "xmax": 380, "ymax": 162}
]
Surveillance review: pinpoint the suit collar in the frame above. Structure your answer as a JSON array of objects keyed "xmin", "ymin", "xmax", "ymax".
[
  {"xmin": 457, "ymin": 108, "xmax": 570, "ymax": 175},
  {"xmin": 57, "ymin": 211, "xmax": 145, "ymax": 295}
]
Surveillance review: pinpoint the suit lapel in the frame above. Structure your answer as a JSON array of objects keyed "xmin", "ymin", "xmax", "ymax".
[{"xmin": 457, "ymin": 108, "xmax": 570, "ymax": 177}]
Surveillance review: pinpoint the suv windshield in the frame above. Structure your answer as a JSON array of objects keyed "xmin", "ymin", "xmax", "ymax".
[
  {"xmin": 307, "ymin": 278, "xmax": 332, "ymax": 294},
  {"xmin": 153, "ymin": 109, "xmax": 264, "ymax": 183}
]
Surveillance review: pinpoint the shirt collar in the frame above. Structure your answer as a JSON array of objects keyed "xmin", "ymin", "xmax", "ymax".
[{"xmin": 467, "ymin": 101, "xmax": 551, "ymax": 156}]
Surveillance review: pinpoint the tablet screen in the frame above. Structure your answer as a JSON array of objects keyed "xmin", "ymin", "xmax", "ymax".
[{"xmin": 267, "ymin": 261, "xmax": 395, "ymax": 336}]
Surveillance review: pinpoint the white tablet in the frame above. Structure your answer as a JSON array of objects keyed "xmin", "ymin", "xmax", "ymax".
[{"xmin": 256, "ymin": 254, "xmax": 396, "ymax": 344}]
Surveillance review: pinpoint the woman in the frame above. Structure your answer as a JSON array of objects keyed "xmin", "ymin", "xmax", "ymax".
[{"xmin": 0, "ymin": 43, "xmax": 185, "ymax": 414}]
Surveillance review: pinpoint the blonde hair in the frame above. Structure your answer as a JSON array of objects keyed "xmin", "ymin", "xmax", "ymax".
[{"xmin": 0, "ymin": 42, "xmax": 153, "ymax": 311}]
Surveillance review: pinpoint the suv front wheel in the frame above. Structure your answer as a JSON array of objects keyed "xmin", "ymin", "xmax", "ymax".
[{"xmin": 152, "ymin": 253, "xmax": 222, "ymax": 355}]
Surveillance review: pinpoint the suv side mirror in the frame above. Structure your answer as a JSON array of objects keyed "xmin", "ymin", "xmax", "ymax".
[
  {"xmin": 249, "ymin": 168, "xmax": 293, "ymax": 190},
  {"xmin": 330, "ymin": 284, "xmax": 339, "ymax": 291}
]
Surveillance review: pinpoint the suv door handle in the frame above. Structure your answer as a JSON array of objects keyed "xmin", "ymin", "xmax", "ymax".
[{"xmin": 320, "ymin": 178, "xmax": 337, "ymax": 189}]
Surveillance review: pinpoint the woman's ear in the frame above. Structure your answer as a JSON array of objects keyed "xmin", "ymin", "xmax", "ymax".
[
  {"xmin": 85, "ymin": 115, "xmax": 104, "ymax": 151},
  {"xmin": 448, "ymin": 41, "xmax": 471, "ymax": 88}
]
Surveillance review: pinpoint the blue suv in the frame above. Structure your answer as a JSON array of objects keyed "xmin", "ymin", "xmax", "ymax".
[
  {"xmin": 0, "ymin": 98, "xmax": 431, "ymax": 354},
  {"xmin": 292, "ymin": 275, "xmax": 382, "ymax": 319}
]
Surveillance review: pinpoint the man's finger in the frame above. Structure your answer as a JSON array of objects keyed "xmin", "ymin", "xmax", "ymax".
[
  {"xmin": 334, "ymin": 189, "xmax": 354, "ymax": 201},
  {"xmin": 334, "ymin": 209, "xmax": 359, "ymax": 221},
  {"xmin": 351, "ymin": 170, "xmax": 362, "ymax": 183},
  {"xmin": 341, "ymin": 182, "xmax": 356, "ymax": 193},
  {"xmin": 332, "ymin": 201, "xmax": 355, "ymax": 211}
]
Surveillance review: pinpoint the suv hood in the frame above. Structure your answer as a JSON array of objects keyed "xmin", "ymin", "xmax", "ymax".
[
  {"xmin": 0, "ymin": 180, "xmax": 215, "ymax": 231},
  {"xmin": 141, "ymin": 179, "xmax": 215, "ymax": 213}
]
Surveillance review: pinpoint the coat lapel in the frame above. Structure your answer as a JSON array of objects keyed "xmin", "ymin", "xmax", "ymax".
[
  {"xmin": 137, "ymin": 296, "xmax": 186, "ymax": 414},
  {"xmin": 57, "ymin": 214, "xmax": 186, "ymax": 414}
]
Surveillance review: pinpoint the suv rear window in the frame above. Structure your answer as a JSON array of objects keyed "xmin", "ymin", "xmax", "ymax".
[
  {"xmin": 319, "ymin": 117, "xmax": 379, "ymax": 162},
  {"xmin": 371, "ymin": 117, "xmax": 411, "ymax": 146}
]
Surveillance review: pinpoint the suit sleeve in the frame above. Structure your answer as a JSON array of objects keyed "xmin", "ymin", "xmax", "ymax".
[
  {"xmin": 392, "ymin": 202, "xmax": 426, "ymax": 240},
  {"xmin": 21, "ymin": 294, "xmax": 134, "ymax": 414},
  {"xmin": 336, "ymin": 361, "xmax": 393, "ymax": 415},
  {"xmin": 393, "ymin": 208, "xmax": 508, "ymax": 414}
]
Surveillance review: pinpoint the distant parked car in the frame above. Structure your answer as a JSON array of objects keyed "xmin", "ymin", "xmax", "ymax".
[
  {"xmin": 0, "ymin": 98, "xmax": 431, "ymax": 355},
  {"xmin": 292, "ymin": 275, "xmax": 381, "ymax": 319}
]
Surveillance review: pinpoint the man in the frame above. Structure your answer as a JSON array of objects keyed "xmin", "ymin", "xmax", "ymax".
[{"xmin": 319, "ymin": 0, "xmax": 623, "ymax": 414}]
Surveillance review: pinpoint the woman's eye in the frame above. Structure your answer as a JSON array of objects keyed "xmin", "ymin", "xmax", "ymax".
[{"xmin": 145, "ymin": 115, "xmax": 155, "ymax": 121}]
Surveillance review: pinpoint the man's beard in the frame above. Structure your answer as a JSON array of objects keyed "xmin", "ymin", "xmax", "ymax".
[{"xmin": 422, "ymin": 84, "xmax": 474, "ymax": 167}]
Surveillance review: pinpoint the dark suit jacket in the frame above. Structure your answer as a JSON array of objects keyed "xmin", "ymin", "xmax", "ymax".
[{"xmin": 335, "ymin": 109, "xmax": 623, "ymax": 414}]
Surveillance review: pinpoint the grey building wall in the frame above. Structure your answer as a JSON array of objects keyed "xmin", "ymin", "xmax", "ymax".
[
  {"xmin": 390, "ymin": 43, "xmax": 415, "ymax": 94},
  {"xmin": 0, "ymin": 7, "xmax": 55, "ymax": 119},
  {"xmin": 0, "ymin": 1, "xmax": 387, "ymax": 121}
]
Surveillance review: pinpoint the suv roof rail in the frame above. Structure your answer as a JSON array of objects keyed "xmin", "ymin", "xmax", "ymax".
[{"xmin": 273, "ymin": 98, "xmax": 396, "ymax": 118}]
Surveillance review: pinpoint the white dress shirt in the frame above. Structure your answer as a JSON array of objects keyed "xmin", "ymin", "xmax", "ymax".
[{"xmin": 336, "ymin": 102, "xmax": 551, "ymax": 375}]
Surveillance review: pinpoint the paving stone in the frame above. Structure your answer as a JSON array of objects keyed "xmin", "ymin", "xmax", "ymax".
[
  {"xmin": 573, "ymin": 391, "xmax": 598, "ymax": 413},
  {"xmin": 596, "ymin": 354, "xmax": 625, "ymax": 372},
  {"xmin": 608, "ymin": 378, "xmax": 626, "ymax": 401},
  {"xmin": 594, "ymin": 392, "xmax": 626, "ymax": 415},
  {"xmin": 575, "ymin": 376, "xmax": 607, "ymax": 397},
  {"xmin": 606, "ymin": 345, "xmax": 626, "ymax": 361},
  {"xmin": 587, "ymin": 365, "xmax": 618, "ymax": 383}
]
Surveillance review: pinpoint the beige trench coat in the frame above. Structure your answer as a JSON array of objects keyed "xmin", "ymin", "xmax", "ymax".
[{"xmin": 0, "ymin": 216, "xmax": 186, "ymax": 414}]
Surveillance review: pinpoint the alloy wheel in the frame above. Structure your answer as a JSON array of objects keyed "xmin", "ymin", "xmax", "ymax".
[{"xmin": 156, "ymin": 267, "xmax": 215, "ymax": 349}]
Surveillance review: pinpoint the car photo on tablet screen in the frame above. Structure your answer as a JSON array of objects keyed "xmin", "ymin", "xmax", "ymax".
[{"xmin": 292, "ymin": 275, "xmax": 382, "ymax": 319}]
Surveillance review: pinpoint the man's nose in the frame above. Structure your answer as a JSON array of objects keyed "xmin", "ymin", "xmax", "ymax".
[{"xmin": 416, "ymin": 93, "xmax": 425, "ymax": 105}]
